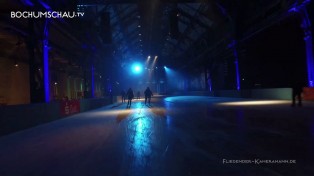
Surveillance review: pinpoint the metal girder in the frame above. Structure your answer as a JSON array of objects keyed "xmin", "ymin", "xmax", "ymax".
[
  {"xmin": 110, "ymin": 5, "xmax": 136, "ymax": 26},
  {"xmin": 166, "ymin": 40, "xmax": 185, "ymax": 51},
  {"xmin": 80, "ymin": 0, "xmax": 200, "ymax": 5},
  {"xmin": 182, "ymin": 3, "xmax": 212, "ymax": 22},
  {"xmin": 178, "ymin": 8, "xmax": 212, "ymax": 29},
  {"xmin": 166, "ymin": 4, "xmax": 206, "ymax": 60},
  {"xmin": 110, "ymin": 5, "xmax": 140, "ymax": 56}
]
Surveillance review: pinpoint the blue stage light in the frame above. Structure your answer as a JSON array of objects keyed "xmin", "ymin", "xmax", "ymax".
[{"xmin": 132, "ymin": 63, "xmax": 143, "ymax": 74}]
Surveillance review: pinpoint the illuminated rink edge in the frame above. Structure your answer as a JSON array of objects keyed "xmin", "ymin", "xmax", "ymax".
[
  {"xmin": 164, "ymin": 96, "xmax": 291, "ymax": 106},
  {"xmin": 217, "ymin": 100, "xmax": 291, "ymax": 106},
  {"xmin": 88, "ymin": 97, "xmax": 292, "ymax": 119}
]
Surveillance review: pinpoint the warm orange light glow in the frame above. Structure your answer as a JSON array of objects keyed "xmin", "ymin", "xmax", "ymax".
[
  {"xmin": 89, "ymin": 103, "xmax": 166, "ymax": 118},
  {"xmin": 91, "ymin": 109, "xmax": 133, "ymax": 117}
]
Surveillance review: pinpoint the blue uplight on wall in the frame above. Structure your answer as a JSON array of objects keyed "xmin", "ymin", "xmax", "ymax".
[{"xmin": 132, "ymin": 63, "xmax": 143, "ymax": 74}]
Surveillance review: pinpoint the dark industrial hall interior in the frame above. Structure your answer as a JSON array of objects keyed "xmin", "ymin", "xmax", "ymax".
[{"xmin": 0, "ymin": 0, "xmax": 314, "ymax": 175}]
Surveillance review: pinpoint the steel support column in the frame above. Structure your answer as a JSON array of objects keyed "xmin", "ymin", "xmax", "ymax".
[
  {"xmin": 301, "ymin": 9, "xmax": 314, "ymax": 87},
  {"xmin": 43, "ymin": 19, "xmax": 50, "ymax": 102},
  {"xmin": 229, "ymin": 40, "xmax": 241, "ymax": 90},
  {"xmin": 289, "ymin": 1, "xmax": 314, "ymax": 87},
  {"xmin": 27, "ymin": 19, "xmax": 45, "ymax": 103},
  {"xmin": 204, "ymin": 67, "xmax": 208, "ymax": 91},
  {"xmin": 91, "ymin": 64, "xmax": 95, "ymax": 98}
]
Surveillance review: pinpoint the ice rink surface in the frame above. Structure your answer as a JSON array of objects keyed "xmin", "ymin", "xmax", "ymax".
[{"xmin": 0, "ymin": 96, "xmax": 314, "ymax": 176}]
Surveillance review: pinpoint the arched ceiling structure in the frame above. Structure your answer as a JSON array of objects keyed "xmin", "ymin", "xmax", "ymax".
[{"xmin": 0, "ymin": 0, "xmax": 312, "ymax": 73}]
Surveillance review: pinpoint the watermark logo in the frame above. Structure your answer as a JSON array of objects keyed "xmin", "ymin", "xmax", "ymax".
[
  {"xmin": 11, "ymin": 11, "xmax": 85, "ymax": 19},
  {"xmin": 222, "ymin": 159, "xmax": 297, "ymax": 165}
]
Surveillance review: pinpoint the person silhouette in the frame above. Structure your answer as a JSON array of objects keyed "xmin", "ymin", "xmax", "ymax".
[
  {"xmin": 291, "ymin": 80, "xmax": 303, "ymax": 107},
  {"xmin": 126, "ymin": 88, "xmax": 134, "ymax": 108},
  {"xmin": 144, "ymin": 87, "xmax": 153, "ymax": 105}
]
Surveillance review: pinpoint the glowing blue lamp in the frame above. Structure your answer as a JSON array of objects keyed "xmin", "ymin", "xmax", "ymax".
[{"xmin": 132, "ymin": 63, "xmax": 143, "ymax": 74}]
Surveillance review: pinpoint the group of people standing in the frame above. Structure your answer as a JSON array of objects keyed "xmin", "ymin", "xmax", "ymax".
[{"xmin": 121, "ymin": 87, "xmax": 153, "ymax": 108}]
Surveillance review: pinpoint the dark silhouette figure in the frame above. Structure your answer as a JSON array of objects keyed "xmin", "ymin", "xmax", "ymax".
[
  {"xmin": 121, "ymin": 90, "xmax": 126, "ymax": 103},
  {"xmin": 292, "ymin": 80, "xmax": 303, "ymax": 107},
  {"xmin": 126, "ymin": 88, "xmax": 134, "ymax": 108},
  {"xmin": 137, "ymin": 91, "xmax": 140, "ymax": 100},
  {"xmin": 144, "ymin": 87, "xmax": 153, "ymax": 105}
]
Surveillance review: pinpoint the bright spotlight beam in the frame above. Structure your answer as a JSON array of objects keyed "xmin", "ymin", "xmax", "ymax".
[{"xmin": 132, "ymin": 63, "xmax": 143, "ymax": 74}]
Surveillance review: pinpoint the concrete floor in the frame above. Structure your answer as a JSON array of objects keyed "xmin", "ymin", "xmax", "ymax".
[{"xmin": 0, "ymin": 96, "xmax": 314, "ymax": 176}]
